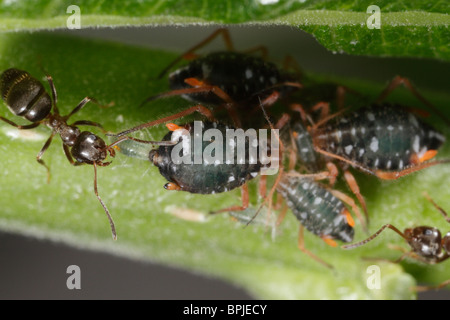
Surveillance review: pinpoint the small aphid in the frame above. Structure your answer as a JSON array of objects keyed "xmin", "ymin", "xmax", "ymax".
[
  {"xmin": 275, "ymin": 172, "xmax": 357, "ymax": 269},
  {"xmin": 313, "ymin": 103, "xmax": 447, "ymax": 180},
  {"xmin": 0, "ymin": 68, "xmax": 127, "ymax": 239},
  {"xmin": 142, "ymin": 28, "xmax": 302, "ymax": 127}
]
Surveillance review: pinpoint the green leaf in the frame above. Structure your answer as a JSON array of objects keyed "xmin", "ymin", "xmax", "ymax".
[
  {"xmin": 0, "ymin": 31, "xmax": 449, "ymax": 300},
  {"xmin": 0, "ymin": 0, "xmax": 448, "ymax": 60}
]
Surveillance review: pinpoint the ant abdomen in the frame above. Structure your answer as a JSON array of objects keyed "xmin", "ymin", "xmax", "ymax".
[{"xmin": 0, "ymin": 68, "xmax": 51, "ymax": 122}]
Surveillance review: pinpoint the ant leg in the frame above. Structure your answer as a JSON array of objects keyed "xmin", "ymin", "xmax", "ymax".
[
  {"xmin": 64, "ymin": 97, "xmax": 111, "ymax": 121},
  {"xmin": 112, "ymin": 104, "xmax": 216, "ymax": 138},
  {"xmin": 158, "ymin": 28, "xmax": 234, "ymax": 79},
  {"xmin": 298, "ymin": 225, "xmax": 334, "ymax": 269},
  {"xmin": 0, "ymin": 117, "xmax": 41, "ymax": 129},
  {"xmin": 40, "ymin": 69, "xmax": 60, "ymax": 115},
  {"xmin": 342, "ymin": 224, "xmax": 407, "ymax": 250},
  {"xmin": 36, "ymin": 132, "xmax": 56, "ymax": 183},
  {"xmin": 93, "ymin": 162, "xmax": 117, "ymax": 240},
  {"xmin": 62, "ymin": 144, "xmax": 84, "ymax": 166},
  {"xmin": 71, "ymin": 120, "xmax": 104, "ymax": 131},
  {"xmin": 210, "ymin": 184, "xmax": 249, "ymax": 214},
  {"xmin": 414, "ymin": 279, "xmax": 450, "ymax": 293},
  {"xmin": 423, "ymin": 192, "xmax": 450, "ymax": 223},
  {"xmin": 376, "ymin": 75, "xmax": 449, "ymax": 125}
]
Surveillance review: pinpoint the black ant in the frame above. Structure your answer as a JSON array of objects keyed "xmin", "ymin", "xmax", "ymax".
[
  {"xmin": 0, "ymin": 68, "xmax": 128, "ymax": 239},
  {"xmin": 342, "ymin": 192, "xmax": 449, "ymax": 263},
  {"xmin": 342, "ymin": 192, "xmax": 450, "ymax": 291}
]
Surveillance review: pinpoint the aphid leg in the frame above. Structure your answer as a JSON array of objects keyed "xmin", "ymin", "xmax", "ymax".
[
  {"xmin": 158, "ymin": 28, "xmax": 234, "ymax": 79},
  {"xmin": 311, "ymin": 107, "xmax": 349, "ymax": 131},
  {"xmin": 330, "ymin": 189, "xmax": 363, "ymax": 231},
  {"xmin": 314, "ymin": 146, "xmax": 450, "ymax": 179},
  {"xmin": 375, "ymin": 159, "xmax": 450, "ymax": 180},
  {"xmin": 334, "ymin": 85, "xmax": 362, "ymax": 110},
  {"xmin": 326, "ymin": 162, "xmax": 339, "ymax": 186},
  {"xmin": 298, "ymin": 225, "xmax": 334, "ymax": 269},
  {"xmin": 376, "ymin": 75, "xmax": 449, "ymax": 125},
  {"xmin": 243, "ymin": 45, "xmax": 269, "ymax": 59},
  {"xmin": 183, "ymin": 77, "xmax": 241, "ymax": 126},
  {"xmin": 258, "ymin": 175, "xmax": 267, "ymax": 198},
  {"xmin": 36, "ymin": 131, "xmax": 56, "ymax": 184},
  {"xmin": 164, "ymin": 182, "xmax": 182, "ymax": 191},
  {"xmin": 275, "ymin": 202, "xmax": 288, "ymax": 227},
  {"xmin": 210, "ymin": 184, "xmax": 249, "ymax": 214},
  {"xmin": 423, "ymin": 191, "xmax": 450, "ymax": 223},
  {"xmin": 310, "ymin": 101, "xmax": 330, "ymax": 122},
  {"xmin": 343, "ymin": 170, "xmax": 369, "ymax": 225},
  {"xmin": 0, "ymin": 117, "xmax": 41, "ymax": 129},
  {"xmin": 93, "ymin": 162, "xmax": 117, "ymax": 240},
  {"xmin": 112, "ymin": 104, "xmax": 215, "ymax": 137},
  {"xmin": 290, "ymin": 103, "xmax": 313, "ymax": 125},
  {"xmin": 414, "ymin": 279, "xmax": 450, "ymax": 293},
  {"xmin": 281, "ymin": 54, "xmax": 303, "ymax": 80},
  {"xmin": 249, "ymin": 91, "xmax": 282, "ymax": 116}
]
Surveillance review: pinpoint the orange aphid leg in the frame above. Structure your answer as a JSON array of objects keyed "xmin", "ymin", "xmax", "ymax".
[
  {"xmin": 419, "ymin": 150, "xmax": 438, "ymax": 163},
  {"xmin": 166, "ymin": 123, "xmax": 183, "ymax": 131},
  {"xmin": 342, "ymin": 209, "xmax": 355, "ymax": 227},
  {"xmin": 164, "ymin": 182, "xmax": 181, "ymax": 191},
  {"xmin": 182, "ymin": 52, "xmax": 199, "ymax": 60},
  {"xmin": 322, "ymin": 236, "xmax": 338, "ymax": 248},
  {"xmin": 184, "ymin": 77, "xmax": 205, "ymax": 87}
]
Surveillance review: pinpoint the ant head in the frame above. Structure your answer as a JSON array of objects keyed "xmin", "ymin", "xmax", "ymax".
[
  {"xmin": 404, "ymin": 226, "xmax": 443, "ymax": 259},
  {"xmin": 443, "ymin": 232, "xmax": 450, "ymax": 254},
  {"xmin": 71, "ymin": 131, "xmax": 108, "ymax": 164}
]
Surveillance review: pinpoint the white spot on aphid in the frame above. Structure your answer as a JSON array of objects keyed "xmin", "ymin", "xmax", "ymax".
[
  {"xmin": 386, "ymin": 160, "xmax": 392, "ymax": 169},
  {"xmin": 314, "ymin": 198, "xmax": 323, "ymax": 205},
  {"xmin": 345, "ymin": 145, "xmax": 353, "ymax": 155},
  {"xmin": 228, "ymin": 176, "xmax": 235, "ymax": 182},
  {"xmin": 359, "ymin": 148, "xmax": 365, "ymax": 157},
  {"xmin": 387, "ymin": 125, "xmax": 394, "ymax": 131},
  {"xmin": 245, "ymin": 69, "xmax": 253, "ymax": 79},
  {"xmin": 413, "ymin": 135, "xmax": 420, "ymax": 153},
  {"xmin": 367, "ymin": 112, "xmax": 375, "ymax": 121},
  {"xmin": 370, "ymin": 137, "xmax": 379, "ymax": 152}
]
